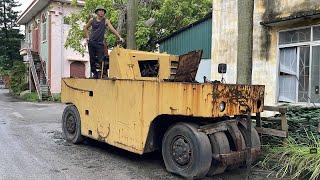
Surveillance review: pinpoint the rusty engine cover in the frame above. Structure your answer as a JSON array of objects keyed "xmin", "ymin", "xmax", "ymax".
[
  {"xmin": 211, "ymin": 84, "xmax": 265, "ymax": 116},
  {"xmin": 174, "ymin": 50, "xmax": 203, "ymax": 82}
]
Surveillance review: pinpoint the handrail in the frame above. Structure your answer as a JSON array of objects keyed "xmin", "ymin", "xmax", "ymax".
[
  {"xmin": 39, "ymin": 57, "xmax": 53, "ymax": 100},
  {"xmin": 27, "ymin": 49, "xmax": 42, "ymax": 100}
]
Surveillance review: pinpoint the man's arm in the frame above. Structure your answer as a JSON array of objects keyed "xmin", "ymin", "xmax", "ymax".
[
  {"xmin": 105, "ymin": 19, "xmax": 123, "ymax": 41},
  {"xmin": 83, "ymin": 18, "xmax": 93, "ymax": 39}
]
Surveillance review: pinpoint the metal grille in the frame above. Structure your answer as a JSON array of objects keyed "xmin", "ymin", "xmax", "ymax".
[
  {"xmin": 298, "ymin": 46, "xmax": 310, "ymax": 102},
  {"xmin": 311, "ymin": 46, "xmax": 320, "ymax": 103},
  {"xmin": 279, "ymin": 28, "xmax": 311, "ymax": 45}
]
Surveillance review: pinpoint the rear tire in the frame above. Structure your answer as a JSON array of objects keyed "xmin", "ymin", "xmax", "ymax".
[
  {"xmin": 162, "ymin": 123, "xmax": 212, "ymax": 179},
  {"xmin": 226, "ymin": 125, "xmax": 246, "ymax": 170},
  {"xmin": 207, "ymin": 132, "xmax": 230, "ymax": 176},
  {"xmin": 62, "ymin": 105, "xmax": 84, "ymax": 144},
  {"xmin": 238, "ymin": 123, "xmax": 261, "ymax": 161}
]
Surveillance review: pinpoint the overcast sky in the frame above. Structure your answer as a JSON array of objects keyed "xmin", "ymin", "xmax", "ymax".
[
  {"xmin": 14, "ymin": 0, "xmax": 33, "ymax": 33},
  {"xmin": 15, "ymin": 0, "xmax": 33, "ymax": 15}
]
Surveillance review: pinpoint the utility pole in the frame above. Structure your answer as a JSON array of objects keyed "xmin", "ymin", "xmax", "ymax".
[
  {"xmin": 237, "ymin": 1, "xmax": 254, "ymax": 180},
  {"xmin": 237, "ymin": 0, "xmax": 254, "ymax": 85},
  {"xmin": 126, "ymin": 0, "xmax": 138, "ymax": 50}
]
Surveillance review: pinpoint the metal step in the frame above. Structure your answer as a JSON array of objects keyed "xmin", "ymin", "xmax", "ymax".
[{"xmin": 26, "ymin": 49, "xmax": 52, "ymax": 101}]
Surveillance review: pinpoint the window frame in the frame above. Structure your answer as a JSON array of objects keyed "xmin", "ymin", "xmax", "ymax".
[
  {"xmin": 41, "ymin": 13, "xmax": 47, "ymax": 42},
  {"xmin": 313, "ymin": 25, "xmax": 320, "ymax": 43},
  {"xmin": 278, "ymin": 25, "xmax": 320, "ymax": 104},
  {"xmin": 279, "ymin": 27, "xmax": 311, "ymax": 45}
]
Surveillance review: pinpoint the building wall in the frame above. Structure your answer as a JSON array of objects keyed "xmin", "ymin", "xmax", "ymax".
[
  {"xmin": 49, "ymin": 2, "xmax": 89, "ymax": 94},
  {"xmin": 211, "ymin": 0, "xmax": 320, "ymax": 106},
  {"xmin": 62, "ymin": 4, "xmax": 90, "ymax": 79}
]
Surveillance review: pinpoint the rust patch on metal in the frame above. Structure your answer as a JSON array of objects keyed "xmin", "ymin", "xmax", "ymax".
[
  {"xmin": 211, "ymin": 84, "xmax": 265, "ymax": 116},
  {"xmin": 174, "ymin": 50, "xmax": 203, "ymax": 82},
  {"xmin": 212, "ymin": 147, "xmax": 261, "ymax": 166}
]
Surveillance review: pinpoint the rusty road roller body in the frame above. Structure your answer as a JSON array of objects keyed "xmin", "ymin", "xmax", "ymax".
[{"xmin": 61, "ymin": 47, "xmax": 265, "ymax": 179}]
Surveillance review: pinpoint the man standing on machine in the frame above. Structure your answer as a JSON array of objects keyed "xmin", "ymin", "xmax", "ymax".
[{"xmin": 84, "ymin": 6, "xmax": 124, "ymax": 78}]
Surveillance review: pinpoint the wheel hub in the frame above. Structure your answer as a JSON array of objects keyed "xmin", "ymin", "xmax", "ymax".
[
  {"xmin": 66, "ymin": 114, "xmax": 76, "ymax": 134},
  {"xmin": 171, "ymin": 136, "xmax": 192, "ymax": 166}
]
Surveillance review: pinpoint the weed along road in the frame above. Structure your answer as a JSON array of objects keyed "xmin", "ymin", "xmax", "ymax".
[{"xmin": 0, "ymin": 89, "xmax": 275, "ymax": 180}]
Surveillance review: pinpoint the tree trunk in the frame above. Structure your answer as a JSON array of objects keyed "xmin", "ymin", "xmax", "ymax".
[
  {"xmin": 3, "ymin": 1, "xmax": 9, "ymax": 60},
  {"xmin": 237, "ymin": 0, "xmax": 254, "ymax": 85},
  {"xmin": 126, "ymin": 0, "xmax": 138, "ymax": 50},
  {"xmin": 117, "ymin": 8, "xmax": 126, "ymax": 35}
]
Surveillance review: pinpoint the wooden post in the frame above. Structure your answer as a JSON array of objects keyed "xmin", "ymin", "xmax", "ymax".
[
  {"xmin": 256, "ymin": 112, "xmax": 261, "ymax": 128},
  {"xmin": 101, "ymin": 61, "xmax": 104, "ymax": 79},
  {"xmin": 279, "ymin": 107, "xmax": 288, "ymax": 135}
]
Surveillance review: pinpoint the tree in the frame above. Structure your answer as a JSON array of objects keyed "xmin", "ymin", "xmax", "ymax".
[
  {"xmin": 65, "ymin": 0, "xmax": 212, "ymax": 53},
  {"xmin": 0, "ymin": 0, "xmax": 24, "ymax": 70}
]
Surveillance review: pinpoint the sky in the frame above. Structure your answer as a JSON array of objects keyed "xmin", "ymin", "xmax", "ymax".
[
  {"xmin": 15, "ymin": 0, "xmax": 33, "ymax": 15},
  {"xmin": 14, "ymin": 0, "xmax": 33, "ymax": 33}
]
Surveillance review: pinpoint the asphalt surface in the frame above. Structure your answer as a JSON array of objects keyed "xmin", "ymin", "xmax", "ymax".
[{"xmin": 0, "ymin": 89, "xmax": 276, "ymax": 180}]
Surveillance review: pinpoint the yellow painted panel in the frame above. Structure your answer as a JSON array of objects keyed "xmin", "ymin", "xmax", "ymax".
[
  {"xmin": 109, "ymin": 47, "xmax": 178, "ymax": 81},
  {"xmin": 62, "ymin": 78, "xmax": 264, "ymax": 154}
]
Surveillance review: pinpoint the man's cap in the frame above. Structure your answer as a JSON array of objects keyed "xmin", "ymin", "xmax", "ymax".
[{"xmin": 95, "ymin": 6, "xmax": 106, "ymax": 14}]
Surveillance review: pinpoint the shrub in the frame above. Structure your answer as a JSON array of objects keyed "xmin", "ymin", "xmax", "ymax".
[
  {"xmin": 21, "ymin": 92, "xmax": 39, "ymax": 102},
  {"xmin": 10, "ymin": 61, "xmax": 27, "ymax": 95},
  {"xmin": 51, "ymin": 94, "xmax": 61, "ymax": 102}
]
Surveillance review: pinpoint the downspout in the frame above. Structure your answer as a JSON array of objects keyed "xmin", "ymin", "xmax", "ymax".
[
  {"xmin": 61, "ymin": 3, "xmax": 64, "ymax": 80},
  {"xmin": 48, "ymin": 11, "xmax": 52, "ymax": 89}
]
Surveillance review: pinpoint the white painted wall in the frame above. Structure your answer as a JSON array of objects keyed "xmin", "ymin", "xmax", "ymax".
[
  {"xmin": 49, "ymin": 2, "xmax": 89, "ymax": 93},
  {"xmin": 211, "ymin": 0, "xmax": 320, "ymax": 106}
]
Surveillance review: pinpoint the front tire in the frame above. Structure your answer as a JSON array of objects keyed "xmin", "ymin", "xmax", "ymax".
[
  {"xmin": 62, "ymin": 105, "xmax": 84, "ymax": 144},
  {"xmin": 162, "ymin": 123, "xmax": 212, "ymax": 179}
]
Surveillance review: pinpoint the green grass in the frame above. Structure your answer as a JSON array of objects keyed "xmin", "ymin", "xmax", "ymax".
[
  {"xmin": 260, "ymin": 131, "xmax": 320, "ymax": 180},
  {"xmin": 21, "ymin": 92, "xmax": 39, "ymax": 102},
  {"xmin": 51, "ymin": 94, "xmax": 61, "ymax": 102}
]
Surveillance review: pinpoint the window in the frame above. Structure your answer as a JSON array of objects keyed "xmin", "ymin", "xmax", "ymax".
[
  {"xmin": 298, "ymin": 46, "xmax": 310, "ymax": 102},
  {"xmin": 279, "ymin": 47, "xmax": 297, "ymax": 102},
  {"xmin": 41, "ymin": 14, "xmax": 47, "ymax": 41},
  {"xmin": 279, "ymin": 28, "xmax": 311, "ymax": 45},
  {"xmin": 278, "ymin": 26, "xmax": 320, "ymax": 103},
  {"xmin": 311, "ymin": 46, "xmax": 320, "ymax": 103},
  {"xmin": 314, "ymin": 26, "xmax": 320, "ymax": 41},
  {"xmin": 27, "ymin": 25, "xmax": 32, "ymax": 44}
]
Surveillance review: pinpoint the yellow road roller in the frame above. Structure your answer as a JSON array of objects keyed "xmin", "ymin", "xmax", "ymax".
[{"xmin": 61, "ymin": 47, "xmax": 264, "ymax": 179}]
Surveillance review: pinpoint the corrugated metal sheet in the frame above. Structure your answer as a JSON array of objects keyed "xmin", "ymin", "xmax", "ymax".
[{"xmin": 159, "ymin": 18, "xmax": 212, "ymax": 59}]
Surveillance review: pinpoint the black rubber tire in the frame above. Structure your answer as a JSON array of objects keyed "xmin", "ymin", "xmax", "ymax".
[
  {"xmin": 207, "ymin": 131, "xmax": 230, "ymax": 176},
  {"xmin": 226, "ymin": 127, "xmax": 246, "ymax": 170},
  {"xmin": 162, "ymin": 123, "xmax": 212, "ymax": 179},
  {"xmin": 62, "ymin": 105, "xmax": 84, "ymax": 144},
  {"xmin": 238, "ymin": 124, "xmax": 261, "ymax": 152}
]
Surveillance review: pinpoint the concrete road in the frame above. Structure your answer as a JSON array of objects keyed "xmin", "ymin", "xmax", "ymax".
[{"xmin": 0, "ymin": 89, "xmax": 276, "ymax": 180}]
